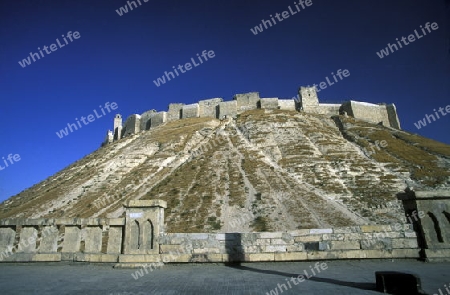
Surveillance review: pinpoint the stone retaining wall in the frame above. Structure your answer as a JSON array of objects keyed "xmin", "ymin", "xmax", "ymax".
[
  {"xmin": 4, "ymin": 191, "xmax": 448, "ymax": 264},
  {"xmin": 158, "ymin": 225, "xmax": 419, "ymax": 263}
]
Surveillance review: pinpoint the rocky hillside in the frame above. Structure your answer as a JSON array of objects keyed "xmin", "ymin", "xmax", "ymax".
[{"xmin": 1, "ymin": 109, "xmax": 449, "ymax": 233}]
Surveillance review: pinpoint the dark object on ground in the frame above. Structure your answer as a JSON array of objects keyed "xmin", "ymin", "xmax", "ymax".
[{"xmin": 375, "ymin": 271, "xmax": 428, "ymax": 294}]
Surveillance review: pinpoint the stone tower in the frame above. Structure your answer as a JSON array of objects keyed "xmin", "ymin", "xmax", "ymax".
[
  {"xmin": 299, "ymin": 86, "xmax": 319, "ymax": 112},
  {"xmin": 114, "ymin": 114, "xmax": 122, "ymax": 141}
]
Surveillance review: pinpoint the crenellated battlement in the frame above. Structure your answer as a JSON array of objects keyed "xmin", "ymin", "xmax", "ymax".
[{"xmin": 102, "ymin": 86, "xmax": 401, "ymax": 145}]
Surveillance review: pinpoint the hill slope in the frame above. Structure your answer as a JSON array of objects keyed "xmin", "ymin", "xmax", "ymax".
[{"xmin": 1, "ymin": 109, "xmax": 449, "ymax": 232}]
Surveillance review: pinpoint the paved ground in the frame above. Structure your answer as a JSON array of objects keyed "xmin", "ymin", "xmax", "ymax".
[{"xmin": 0, "ymin": 259, "xmax": 449, "ymax": 294}]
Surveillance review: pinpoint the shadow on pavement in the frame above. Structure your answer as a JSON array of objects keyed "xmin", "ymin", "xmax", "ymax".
[
  {"xmin": 224, "ymin": 232, "xmax": 377, "ymax": 292},
  {"xmin": 229, "ymin": 264, "xmax": 378, "ymax": 291}
]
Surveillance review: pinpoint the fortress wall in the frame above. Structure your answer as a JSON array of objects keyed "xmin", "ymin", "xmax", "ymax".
[
  {"xmin": 199, "ymin": 98, "xmax": 223, "ymax": 118},
  {"xmin": 386, "ymin": 104, "xmax": 401, "ymax": 129},
  {"xmin": 182, "ymin": 103, "xmax": 200, "ymax": 119},
  {"xmin": 167, "ymin": 103, "xmax": 184, "ymax": 122},
  {"xmin": 260, "ymin": 98, "xmax": 279, "ymax": 109},
  {"xmin": 278, "ymin": 99, "xmax": 297, "ymax": 111},
  {"xmin": 218, "ymin": 101, "xmax": 237, "ymax": 119},
  {"xmin": 341, "ymin": 101, "xmax": 398, "ymax": 128},
  {"xmin": 122, "ymin": 114, "xmax": 141, "ymax": 137},
  {"xmin": 106, "ymin": 87, "xmax": 402, "ymax": 144},
  {"xmin": 316, "ymin": 104, "xmax": 341, "ymax": 116},
  {"xmin": 151, "ymin": 111, "xmax": 167, "ymax": 128},
  {"xmin": 140, "ymin": 110, "xmax": 157, "ymax": 131},
  {"xmin": 234, "ymin": 92, "xmax": 260, "ymax": 113}
]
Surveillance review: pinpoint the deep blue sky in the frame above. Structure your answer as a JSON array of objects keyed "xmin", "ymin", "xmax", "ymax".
[{"xmin": 0, "ymin": 0, "xmax": 449, "ymax": 202}]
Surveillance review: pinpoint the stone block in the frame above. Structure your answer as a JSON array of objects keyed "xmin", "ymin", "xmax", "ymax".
[
  {"xmin": 62, "ymin": 226, "xmax": 81, "ymax": 253},
  {"xmin": 75, "ymin": 253, "xmax": 118, "ymax": 263},
  {"xmin": 288, "ymin": 229, "xmax": 310, "ymax": 237},
  {"xmin": 360, "ymin": 225, "xmax": 392, "ymax": 232},
  {"xmin": 107, "ymin": 226, "xmax": 122, "ymax": 254},
  {"xmin": 364, "ymin": 250, "xmax": 393, "ymax": 259},
  {"xmin": 188, "ymin": 233, "xmax": 209, "ymax": 240},
  {"xmin": 61, "ymin": 253, "xmax": 75, "ymax": 261},
  {"xmin": 264, "ymin": 245, "xmax": 287, "ymax": 253},
  {"xmin": 119, "ymin": 254, "xmax": 161, "ymax": 263},
  {"xmin": 392, "ymin": 238, "xmax": 418, "ymax": 249},
  {"xmin": 109, "ymin": 218, "xmax": 125, "ymax": 226},
  {"xmin": 310, "ymin": 228, "xmax": 333, "ymax": 234},
  {"xmin": 39, "ymin": 226, "xmax": 59, "ymax": 253},
  {"xmin": 255, "ymin": 239, "xmax": 271, "ymax": 246},
  {"xmin": 319, "ymin": 241, "xmax": 331, "ymax": 251},
  {"xmin": 286, "ymin": 244, "xmax": 304, "ymax": 252},
  {"xmin": 8, "ymin": 253, "xmax": 34, "ymax": 262},
  {"xmin": 207, "ymin": 254, "xmax": 223, "ymax": 262},
  {"xmin": 322, "ymin": 233, "xmax": 345, "ymax": 241},
  {"xmin": 274, "ymin": 252, "xmax": 307, "ymax": 261},
  {"xmin": 294, "ymin": 235, "xmax": 322, "ymax": 243},
  {"xmin": 360, "ymin": 238, "xmax": 392, "ymax": 250},
  {"xmin": 334, "ymin": 226, "xmax": 361, "ymax": 234},
  {"xmin": 306, "ymin": 251, "xmax": 339, "ymax": 260},
  {"xmin": 343, "ymin": 250, "xmax": 367, "ymax": 259},
  {"xmin": 161, "ymin": 254, "xmax": 191, "ymax": 263},
  {"xmin": 17, "ymin": 227, "xmax": 38, "ymax": 253},
  {"xmin": 84, "ymin": 226, "xmax": 102, "ymax": 253},
  {"xmin": 259, "ymin": 232, "xmax": 282, "ymax": 239},
  {"xmin": 193, "ymin": 248, "xmax": 220, "ymax": 254},
  {"xmin": 32, "ymin": 253, "xmax": 61, "ymax": 262},
  {"xmin": 244, "ymin": 245, "xmax": 260, "ymax": 253},
  {"xmin": 0, "ymin": 227, "xmax": 16, "ymax": 253},
  {"xmin": 404, "ymin": 231, "xmax": 417, "ymax": 238},
  {"xmin": 344, "ymin": 233, "xmax": 364, "ymax": 240},
  {"xmin": 270, "ymin": 239, "xmax": 290, "ymax": 245},
  {"xmin": 247, "ymin": 253, "xmax": 274, "ymax": 262},
  {"xmin": 330, "ymin": 241, "xmax": 361, "ymax": 250},
  {"xmin": 392, "ymin": 249, "xmax": 420, "ymax": 258},
  {"xmin": 160, "ymin": 244, "xmax": 186, "ymax": 254}
]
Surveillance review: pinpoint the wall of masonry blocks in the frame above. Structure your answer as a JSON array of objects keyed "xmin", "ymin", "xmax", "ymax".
[
  {"xmin": 158, "ymin": 225, "xmax": 420, "ymax": 263},
  {"xmin": 0, "ymin": 219, "xmax": 420, "ymax": 263},
  {"xmin": 104, "ymin": 86, "xmax": 402, "ymax": 144}
]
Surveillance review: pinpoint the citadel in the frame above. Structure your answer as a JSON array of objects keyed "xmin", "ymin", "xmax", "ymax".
[{"xmin": 103, "ymin": 86, "xmax": 401, "ymax": 144}]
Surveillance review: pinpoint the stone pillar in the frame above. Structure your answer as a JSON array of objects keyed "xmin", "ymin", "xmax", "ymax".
[
  {"xmin": 398, "ymin": 189, "xmax": 450, "ymax": 262},
  {"xmin": 38, "ymin": 226, "xmax": 59, "ymax": 253},
  {"xmin": 17, "ymin": 226, "xmax": 38, "ymax": 253},
  {"xmin": 0, "ymin": 227, "xmax": 16, "ymax": 261},
  {"xmin": 62, "ymin": 226, "xmax": 81, "ymax": 253},
  {"xmin": 123, "ymin": 200, "xmax": 167, "ymax": 255}
]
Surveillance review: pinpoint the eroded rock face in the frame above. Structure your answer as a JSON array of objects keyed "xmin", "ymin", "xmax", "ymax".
[{"xmin": 1, "ymin": 110, "xmax": 449, "ymax": 233}]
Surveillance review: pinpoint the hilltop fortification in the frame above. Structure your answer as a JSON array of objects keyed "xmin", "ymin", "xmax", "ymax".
[{"xmin": 103, "ymin": 85, "xmax": 401, "ymax": 144}]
